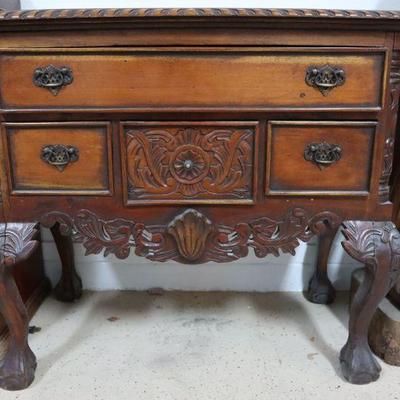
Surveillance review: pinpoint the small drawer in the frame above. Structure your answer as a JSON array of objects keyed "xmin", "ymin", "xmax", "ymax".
[
  {"xmin": 0, "ymin": 48, "xmax": 385, "ymax": 109},
  {"xmin": 120, "ymin": 121, "xmax": 258, "ymax": 205},
  {"xmin": 265, "ymin": 121, "xmax": 377, "ymax": 196},
  {"xmin": 5, "ymin": 122, "xmax": 113, "ymax": 195}
]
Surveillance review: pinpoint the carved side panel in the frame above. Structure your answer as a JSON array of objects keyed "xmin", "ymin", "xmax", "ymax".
[
  {"xmin": 40, "ymin": 208, "xmax": 341, "ymax": 264},
  {"xmin": 379, "ymin": 51, "xmax": 400, "ymax": 203},
  {"xmin": 121, "ymin": 122, "xmax": 257, "ymax": 204}
]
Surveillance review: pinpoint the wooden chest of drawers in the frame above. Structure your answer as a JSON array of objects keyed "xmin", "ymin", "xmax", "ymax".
[{"xmin": 0, "ymin": 7, "xmax": 400, "ymax": 391}]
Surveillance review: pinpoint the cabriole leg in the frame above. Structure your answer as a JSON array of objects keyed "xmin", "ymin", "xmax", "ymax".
[
  {"xmin": 0, "ymin": 223, "xmax": 39, "ymax": 391},
  {"xmin": 307, "ymin": 225, "xmax": 338, "ymax": 304},
  {"xmin": 51, "ymin": 223, "xmax": 82, "ymax": 302},
  {"xmin": 340, "ymin": 221, "xmax": 400, "ymax": 384}
]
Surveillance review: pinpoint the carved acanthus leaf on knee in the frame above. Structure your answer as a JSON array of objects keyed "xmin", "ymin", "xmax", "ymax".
[
  {"xmin": 342, "ymin": 221, "xmax": 400, "ymax": 290},
  {"xmin": 0, "ymin": 223, "xmax": 39, "ymax": 267}
]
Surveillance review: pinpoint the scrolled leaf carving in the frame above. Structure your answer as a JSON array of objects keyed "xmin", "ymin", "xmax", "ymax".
[
  {"xmin": 124, "ymin": 125, "xmax": 255, "ymax": 202},
  {"xmin": 247, "ymin": 209, "xmax": 314, "ymax": 258},
  {"xmin": 341, "ymin": 221, "xmax": 400, "ymax": 287},
  {"xmin": 40, "ymin": 208, "xmax": 342, "ymax": 264},
  {"xmin": 41, "ymin": 210, "xmax": 136, "ymax": 259},
  {"xmin": 0, "ymin": 223, "xmax": 39, "ymax": 266}
]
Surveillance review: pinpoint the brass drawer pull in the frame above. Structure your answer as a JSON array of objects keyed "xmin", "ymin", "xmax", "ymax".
[
  {"xmin": 41, "ymin": 144, "xmax": 79, "ymax": 172},
  {"xmin": 33, "ymin": 65, "xmax": 73, "ymax": 95},
  {"xmin": 304, "ymin": 142, "xmax": 342, "ymax": 170},
  {"xmin": 305, "ymin": 65, "xmax": 346, "ymax": 96}
]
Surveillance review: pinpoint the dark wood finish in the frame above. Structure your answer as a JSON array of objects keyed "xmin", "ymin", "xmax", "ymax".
[
  {"xmin": 0, "ymin": 49, "xmax": 385, "ymax": 110},
  {"xmin": 351, "ymin": 268, "xmax": 400, "ymax": 367},
  {"xmin": 4, "ymin": 122, "xmax": 113, "ymax": 195},
  {"xmin": 0, "ymin": 8, "xmax": 399, "ymax": 19},
  {"xmin": 307, "ymin": 217, "xmax": 341, "ymax": 304},
  {"xmin": 341, "ymin": 221, "xmax": 400, "ymax": 384},
  {"xmin": 50, "ymin": 223, "xmax": 81, "ymax": 302},
  {"xmin": 387, "ymin": 38, "xmax": 400, "ymax": 309},
  {"xmin": 0, "ymin": 7, "xmax": 399, "ymax": 389},
  {"xmin": 0, "ymin": 279, "xmax": 51, "ymax": 340},
  {"xmin": 266, "ymin": 121, "xmax": 377, "ymax": 195},
  {"xmin": 0, "ymin": 223, "xmax": 39, "ymax": 391},
  {"xmin": 121, "ymin": 121, "xmax": 257, "ymax": 204},
  {"xmin": 40, "ymin": 208, "xmax": 343, "ymax": 263},
  {"xmin": 0, "ymin": 228, "xmax": 50, "ymax": 336}
]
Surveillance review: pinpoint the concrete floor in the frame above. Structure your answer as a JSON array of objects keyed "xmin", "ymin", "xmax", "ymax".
[{"xmin": 1, "ymin": 291, "xmax": 399, "ymax": 400}]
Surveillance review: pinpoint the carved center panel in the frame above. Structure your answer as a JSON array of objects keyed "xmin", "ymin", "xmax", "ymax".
[{"xmin": 122, "ymin": 123, "xmax": 257, "ymax": 204}]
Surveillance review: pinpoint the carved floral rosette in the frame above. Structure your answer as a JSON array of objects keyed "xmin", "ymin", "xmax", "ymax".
[{"xmin": 40, "ymin": 208, "xmax": 341, "ymax": 264}]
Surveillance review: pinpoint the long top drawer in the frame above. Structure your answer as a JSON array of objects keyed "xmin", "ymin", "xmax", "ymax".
[{"xmin": 0, "ymin": 48, "xmax": 386, "ymax": 110}]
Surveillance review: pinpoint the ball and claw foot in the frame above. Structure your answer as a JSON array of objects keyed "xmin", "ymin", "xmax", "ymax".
[
  {"xmin": 307, "ymin": 272, "xmax": 336, "ymax": 304},
  {"xmin": 340, "ymin": 342, "xmax": 381, "ymax": 384},
  {"xmin": 53, "ymin": 272, "xmax": 82, "ymax": 303},
  {"xmin": 0, "ymin": 346, "xmax": 37, "ymax": 391}
]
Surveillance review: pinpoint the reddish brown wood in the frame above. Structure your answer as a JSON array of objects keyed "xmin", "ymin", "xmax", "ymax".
[
  {"xmin": 0, "ymin": 228, "xmax": 51, "ymax": 336},
  {"xmin": 0, "ymin": 49, "xmax": 385, "ymax": 110},
  {"xmin": 387, "ymin": 35, "xmax": 400, "ymax": 307},
  {"xmin": 4, "ymin": 122, "xmax": 113, "ymax": 195},
  {"xmin": 0, "ymin": 8, "xmax": 399, "ymax": 20},
  {"xmin": 0, "ymin": 7, "xmax": 398, "ymax": 389},
  {"xmin": 341, "ymin": 221, "xmax": 400, "ymax": 384},
  {"xmin": 121, "ymin": 122, "xmax": 257, "ymax": 204},
  {"xmin": 40, "ymin": 208, "xmax": 343, "ymax": 263},
  {"xmin": 0, "ymin": 223, "xmax": 39, "ymax": 391},
  {"xmin": 307, "ymin": 216, "xmax": 341, "ymax": 304},
  {"xmin": 266, "ymin": 121, "xmax": 376, "ymax": 196},
  {"xmin": 50, "ymin": 223, "xmax": 82, "ymax": 302}
]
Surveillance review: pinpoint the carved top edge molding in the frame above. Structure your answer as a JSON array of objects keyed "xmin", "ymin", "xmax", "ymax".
[{"xmin": 0, "ymin": 8, "xmax": 399, "ymax": 21}]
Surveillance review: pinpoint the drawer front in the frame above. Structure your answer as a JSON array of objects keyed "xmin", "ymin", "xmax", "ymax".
[
  {"xmin": 121, "ymin": 121, "xmax": 258, "ymax": 205},
  {"xmin": 266, "ymin": 121, "xmax": 377, "ymax": 196},
  {"xmin": 5, "ymin": 122, "xmax": 113, "ymax": 195},
  {"xmin": 0, "ymin": 48, "xmax": 385, "ymax": 109}
]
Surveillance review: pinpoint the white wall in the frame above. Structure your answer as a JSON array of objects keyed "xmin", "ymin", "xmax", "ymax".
[{"xmin": 20, "ymin": 0, "xmax": 384, "ymax": 291}]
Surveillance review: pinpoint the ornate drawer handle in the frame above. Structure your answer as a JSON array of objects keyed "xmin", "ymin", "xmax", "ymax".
[
  {"xmin": 33, "ymin": 65, "xmax": 73, "ymax": 96},
  {"xmin": 305, "ymin": 65, "xmax": 346, "ymax": 96},
  {"xmin": 304, "ymin": 142, "xmax": 342, "ymax": 170},
  {"xmin": 41, "ymin": 145, "xmax": 79, "ymax": 172}
]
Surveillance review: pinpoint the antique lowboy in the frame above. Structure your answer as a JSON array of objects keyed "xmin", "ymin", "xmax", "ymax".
[{"xmin": 0, "ymin": 7, "xmax": 400, "ymax": 390}]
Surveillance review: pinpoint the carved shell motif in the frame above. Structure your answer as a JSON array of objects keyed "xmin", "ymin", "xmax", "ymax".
[{"xmin": 167, "ymin": 209, "xmax": 214, "ymax": 261}]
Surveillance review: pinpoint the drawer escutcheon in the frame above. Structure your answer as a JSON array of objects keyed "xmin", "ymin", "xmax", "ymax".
[
  {"xmin": 41, "ymin": 144, "xmax": 79, "ymax": 172},
  {"xmin": 305, "ymin": 65, "xmax": 346, "ymax": 96},
  {"xmin": 33, "ymin": 65, "xmax": 73, "ymax": 95},
  {"xmin": 304, "ymin": 141, "xmax": 342, "ymax": 170}
]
